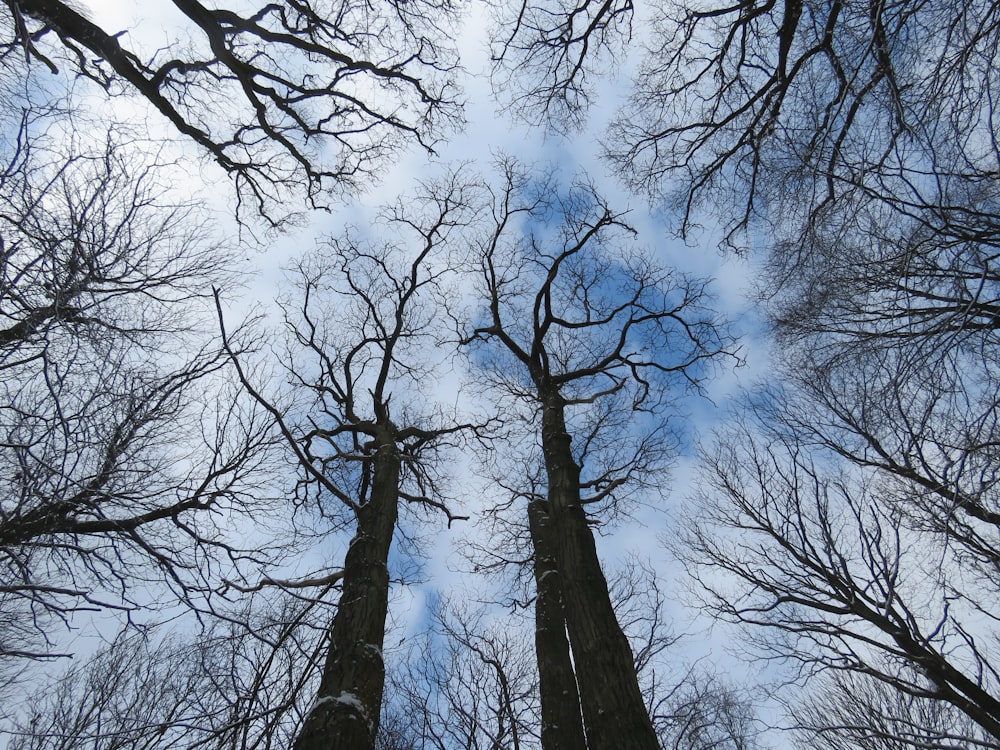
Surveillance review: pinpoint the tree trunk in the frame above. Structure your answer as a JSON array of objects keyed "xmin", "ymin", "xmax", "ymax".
[
  {"xmin": 528, "ymin": 500, "xmax": 588, "ymax": 750},
  {"xmin": 293, "ymin": 434, "xmax": 400, "ymax": 750},
  {"xmin": 539, "ymin": 392, "xmax": 660, "ymax": 750}
]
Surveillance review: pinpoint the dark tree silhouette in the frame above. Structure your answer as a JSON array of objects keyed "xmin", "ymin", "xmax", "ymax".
[
  {"xmin": 219, "ymin": 171, "xmax": 485, "ymax": 749},
  {"xmin": 493, "ymin": 0, "xmax": 1000, "ymax": 266},
  {"xmin": 526, "ymin": 498, "xmax": 587, "ymax": 749},
  {"xmin": 0, "ymin": 100, "xmax": 275, "ymax": 669},
  {"xmin": 684, "ymin": 396, "xmax": 1000, "ymax": 745},
  {"xmin": 488, "ymin": 0, "xmax": 1000, "ymax": 743},
  {"xmin": 462, "ymin": 159, "xmax": 738, "ymax": 749},
  {"xmin": 608, "ymin": 0, "xmax": 1000, "ymax": 251},
  {"xmin": 381, "ymin": 599, "xmax": 540, "ymax": 750},
  {"xmin": 489, "ymin": 0, "xmax": 633, "ymax": 130},
  {"xmin": 674, "ymin": 66, "xmax": 1000, "ymax": 738},
  {"xmin": 652, "ymin": 672, "xmax": 765, "ymax": 750},
  {"xmin": 791, "ymin": 670, "xmax": 993, "ymax": 750},
  {"xmin": 3, "ymin": 0, "xmax": 462, "ymax": 221},
  {"xmin": 6, "ymin": 594, "xmax": 339, "ymax": 750}
]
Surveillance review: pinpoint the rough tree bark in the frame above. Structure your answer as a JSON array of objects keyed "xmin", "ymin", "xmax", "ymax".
[
  {"xmin": 528, "ymin": 499, "xmax": 587, "ymax": 750},
  {"xmin": 294, "ymin": 428, "xmax": 400, "ymax": 749},
  {"xmin": 539, "ymin": 391, "xmax": 660, "ymax": 750}
]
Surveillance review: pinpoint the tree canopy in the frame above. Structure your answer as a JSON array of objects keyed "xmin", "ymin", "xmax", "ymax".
[{"xmin": 4, "ymin": 0, "xmax": 998, "ymax": 748}]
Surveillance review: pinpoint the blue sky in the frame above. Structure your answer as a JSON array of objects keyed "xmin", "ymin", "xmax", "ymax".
[{"xmin": 5, "ymin": 0, "xmax": 791, "ymax": 746}]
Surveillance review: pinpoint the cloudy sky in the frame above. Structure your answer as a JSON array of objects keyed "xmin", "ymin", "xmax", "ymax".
[{"xmin": 9, "ymin": 0, "xmax": 785, "ymax": 745}]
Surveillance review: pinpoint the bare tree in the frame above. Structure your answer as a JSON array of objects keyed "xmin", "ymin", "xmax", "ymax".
[
  {"xmin": 377, "ymin": 554, "xmax": 759, "ymax": 750},
  {"xmin": 791, "ymin": 670, "xmax": 995, "ymax": 750},
  {"xmin": 653, "ymin": 672, "xmax": 765, "ymax": 750},
  {"xmin": 382, "ymin": 598, "xmax": 541, "ymax": 750},
  {"xmin": 608, "ymin": 0, "xmax": 1000, "ymax": 253},
  {"xmin": 492, "ymin": 0, "xmax": 1000, "ymax": 274},
  {"xmin": 7, "ymin": 632, "xmax": 216, "ymax": 750},
  {"xmin": 4, "ymin": 591, "xmax": 337, "ymax": 750},
  {"xmin": 0, "ymin": 98, "xmax": 277, "ymax": 672},
  {"xmin": 683, "ymin": 399, "xmax": 1000, "ymax": 745},
  {"xmin": 526, "ymin": 496, "xmax": 587, "ymax": 750},
  {"xmin": 670, "ymin": 82, "xmax": 1000, "ymax": 737},
  {"xmin": 489, "ymin": 0, "xmax": 633, "ymax": 130},
  {"xmin": 468, "ymin": 0, "xmax": 999, "ymax": 744},
  {"xmin": 219, "ymin": 171, "xmax": 484, "ymax": 749},
  {"xmin": 2, "ymin": 0, "xmax": 462, "ymax": 221},
  {"xmin": 607, "ymin": 554, "xmax": 766, "ymax": 750},
  {"xmin": 462, "ymin": 158, "xmax": 738, "ymax": 749}
]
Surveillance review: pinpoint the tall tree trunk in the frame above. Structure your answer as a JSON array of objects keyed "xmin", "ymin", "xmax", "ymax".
[
  {"xmin": 540, "ymin": 392, "xmax": 660, "ymax": 750},
  {"xmin": 528, "ymin": 500, "xmax": 588, "ymax": 750},
  {"xmin": 294, "ymin": 435, "xmax": 400, "ymax": 750}
]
